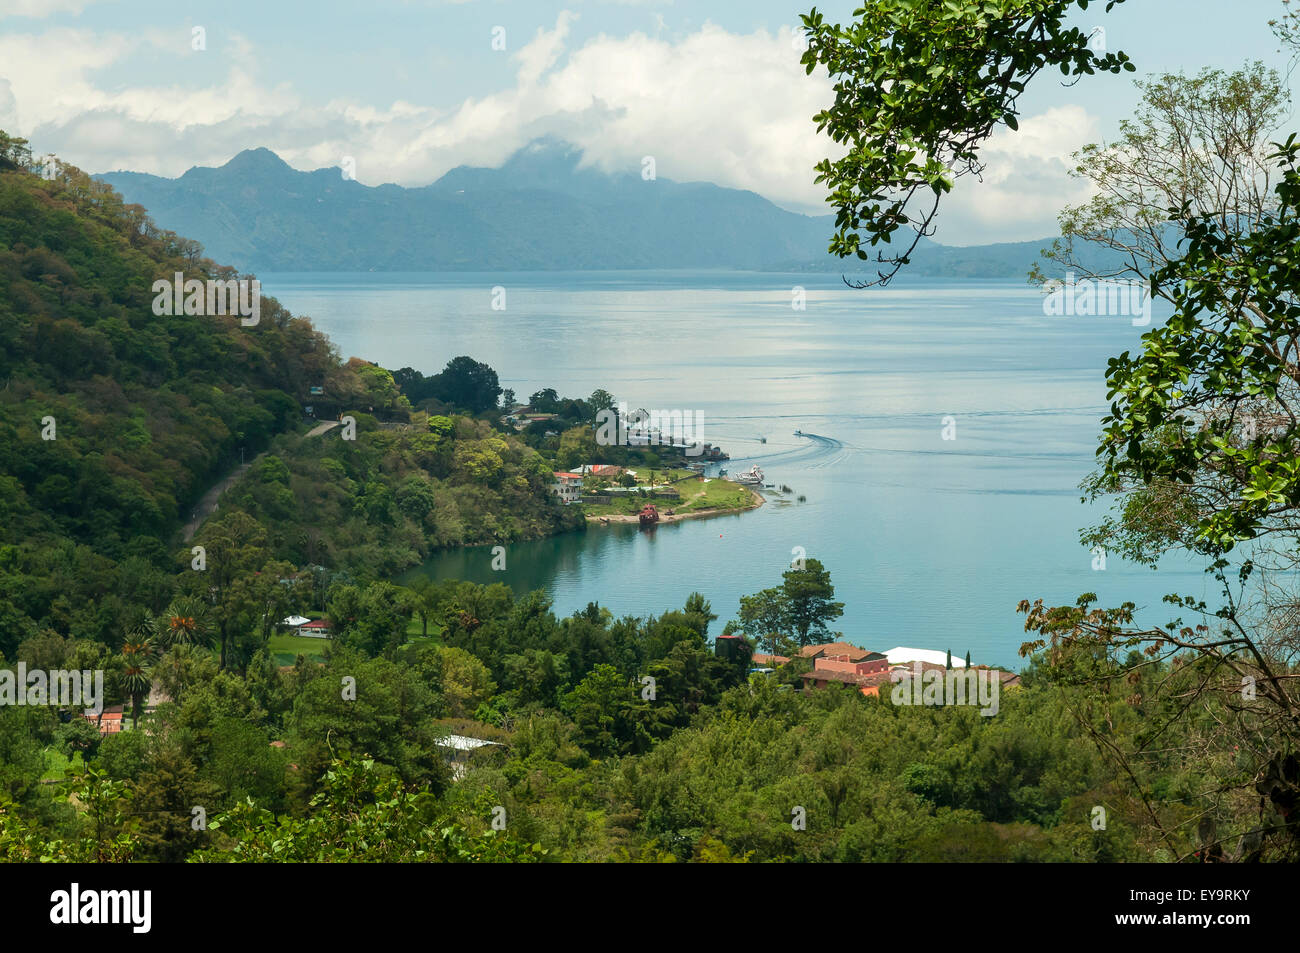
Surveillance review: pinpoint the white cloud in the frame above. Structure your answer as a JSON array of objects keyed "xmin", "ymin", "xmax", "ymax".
[
  {"xmin": 934, "ymin": 106, "xmax": 1100, "ymax": 244},
  {"xmin": 515, "ymin": 11, "xmax": 578, "ymax": 87},
  {"xmin": 0, "ymin": 0, "xmax": 97, "ymax": 19},
  {"xmin": 0, "ymin": 13, "xmax": 1100, "ymax": 242}
]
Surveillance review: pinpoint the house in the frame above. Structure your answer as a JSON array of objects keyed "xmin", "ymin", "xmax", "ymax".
[
  {"xmin": 798, "ymin": 641, "xmax": 875, "ymax": 663},
  {"xmin": 550, "ymin": 471, "xmax": 583, "ymax": 504},
  {"xmin": 973, "ymin": 666, "xmax": 1022, "ymax": 688},
  {"xmin": 577, "ymin": 463, "xmax": 624, "ymax": 478},
  {"xmin": 885, "ymin": 661, "xmax": 1023, "ymax": 704},
  {"xmin": 298, "ymin": 618, "xmax": 332, "ymax": 638},
  {"xmin": 82, "ymin": 705, "xmax": 125, "ymax": 735},
  {"xmin": 813, "ymin": 652, "xmax": 890, "ymax": 676},
  {"xmin": 801, "ymin": 661, "xmax": 895, "ymax": 697}
]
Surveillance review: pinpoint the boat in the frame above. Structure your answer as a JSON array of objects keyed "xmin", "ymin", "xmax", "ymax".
[
  {"xmin": 731, "ymin": 465, "xmax": 765, "ymax": 486},
  {"xmin": 638, "ymin": 504, "xmax": 660, "ymax": 526},
  {"xmin": 793, "ymin": 429, "xmax": 805, "ymax": 437}
]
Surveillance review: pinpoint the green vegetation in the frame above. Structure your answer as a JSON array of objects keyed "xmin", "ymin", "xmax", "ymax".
[
  {"xmin": 800, "ymin": 0, "xmax": 1133, "ymax": 285},
  {"xmin": 265, "ymin": 632, "xmax": 330, "ymax": 666},
  {"xmin": 4, "ymin": 0, "xmax": 1300, "ymax": 864},
  {"xmin": 580, "ymin": 469, "xmax": 757, "ymax": 519},
  {"xmin": 802, "ymin": 1, "xmax": 1300, "ymax": 860},
  {"xmin": 0, "ymin": 568, "xmax": 1273, "ymax": 862},
  {"xmin": 209, "ymin": 409, "xmax": 584, "ymax": 581}
]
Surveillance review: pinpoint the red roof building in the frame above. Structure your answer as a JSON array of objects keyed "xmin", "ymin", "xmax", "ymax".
[
  {"xmin": 798, "ymin": 641, "xmax": 876, "ymax": 663},
  {"xmin": 800, "ymin": 666, "xmax": 895, "ymax": 696}
]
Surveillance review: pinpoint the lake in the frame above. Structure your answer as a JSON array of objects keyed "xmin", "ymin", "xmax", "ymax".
[{"xmin": 259, "ymin": 270, "xmax": 1213, "ymax": 668}]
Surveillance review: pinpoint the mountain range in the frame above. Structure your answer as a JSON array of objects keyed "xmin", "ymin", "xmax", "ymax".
[{"xmin": 96, "ymin": 139, "xmax": 1090, "ymax": 276}]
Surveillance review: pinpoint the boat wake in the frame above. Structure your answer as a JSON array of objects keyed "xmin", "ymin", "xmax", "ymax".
[{"xmin": 728, "ymin": 431, "xmax": 848, "ymax": 470}]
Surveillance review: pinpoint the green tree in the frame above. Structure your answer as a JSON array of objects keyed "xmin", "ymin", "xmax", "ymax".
[
  {"xmin": 780, "ymin": 559, "xmax": 844, "ymax": 647},
  {"xmin": 194, "ymin": 756, "xmax": 542, "ymax": 862},
  {"xmin": 425, "ymin": 645, "xmax": 496, "ymax": 718},
  {"xmin": 800, "ymin": 0, "xmax": 1132, "ymax": 285},
  {"xmin": 529, "ymin": 388, "xmax": 560, "ymax": 413},
  {"xmin": 131, "ymin": 742, "xmax": 220, "ymax": 862},
  {"xmin": 153, "ymin": 595, "xmax": 212, "ymax": 651},
  {"xmin": 563, "ymin": 664, "xmax": 634, "ymax": 758},
  {"xmin": 192, "ymin": 511, "xmax": 269, "ymax": 669},
  {"xmin": 332, "ymin": 581, "xmax": 414, "ymax": 656},
  {"xmin": 588, "ymin": 388, "xmax": 617, "ymax": 420},
  {"xmin": 430, "ymin": 356, "xmax": 502, "ymax": 413},
  {"xmin": 738, "ymin": 587, "xmax": 789, "ymax": 655}
]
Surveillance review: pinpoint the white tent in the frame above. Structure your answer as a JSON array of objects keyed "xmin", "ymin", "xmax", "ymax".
[{"xmin": 282, "ymin": 615, "xmax": 311, "ymax": 627}]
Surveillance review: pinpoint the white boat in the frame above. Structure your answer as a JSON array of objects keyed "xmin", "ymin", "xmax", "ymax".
[{"xmin": 731, "ymin": 465, "xmax": 764, "ymax": 486}]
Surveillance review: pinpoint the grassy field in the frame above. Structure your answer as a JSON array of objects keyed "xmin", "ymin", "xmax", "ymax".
[
  {"xmin": 266, "ymin": 632, "xmax": 332, "ymax": 665},
  {"xmin": 268, "ymin": 628, "xmax": 442, "ymax": 664},
  {"xmin": 581, "ymin": 470, "xmax": 758, "ymax": 518},
  {"xmin": 42, "ymin": 748, "xmax": 85, "ymax": 781}
]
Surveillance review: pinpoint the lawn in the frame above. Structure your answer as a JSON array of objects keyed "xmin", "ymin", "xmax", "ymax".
[
  {"xmin": 268, "ymin": 628, "xmax": 441, "ymax": 664},
  {"xmin": 266, "ymin": 632, "xmax": 332, "ymax": 665},
  {"xmin": 42, "ymin": 748, "xmax": 85, "ymax": 781}
]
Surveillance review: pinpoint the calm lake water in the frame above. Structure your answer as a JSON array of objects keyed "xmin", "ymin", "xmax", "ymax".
[{"xmin": 260, "ymin": 270, "xmax": 1212, "ymax": 668}]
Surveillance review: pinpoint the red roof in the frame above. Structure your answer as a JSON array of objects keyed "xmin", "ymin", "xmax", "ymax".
[
  {"xmin": 800, "ymin": 669, "xmax": 894, "ymax": 690},
  {"xmin": 82, "ymin": 711, "xmax": 124, "ymax": 735},
  {"xmin": 798, "ymin": 642, "xmax": 875, "ymax": 662}
]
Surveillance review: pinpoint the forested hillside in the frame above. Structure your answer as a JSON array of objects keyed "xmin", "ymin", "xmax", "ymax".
[
  {"xmin": 0, "ymin": 133, "xmax": 577, "ymax": 663},
  {"xmin": 2, "ymin": 104, "xmax": 1296, "ymax": 865}
]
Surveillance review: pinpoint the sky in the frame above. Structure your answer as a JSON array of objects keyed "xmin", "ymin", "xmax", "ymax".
[{"xmin": 0, "ymin": 0, "xmax": 1296, "ymax": 244}]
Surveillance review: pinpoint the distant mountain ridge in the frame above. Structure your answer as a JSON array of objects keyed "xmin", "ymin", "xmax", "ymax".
[{"xmin": 95, "ymin": 139, "xmax": 1109, "ymax": 276}]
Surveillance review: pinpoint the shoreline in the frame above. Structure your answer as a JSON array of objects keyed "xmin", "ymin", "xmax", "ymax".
[{"xmin": 586, "ymin": 486, "xmax": 765, "ymax": 525}]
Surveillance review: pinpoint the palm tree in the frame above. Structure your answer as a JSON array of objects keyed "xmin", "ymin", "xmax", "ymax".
[
  {"xmin": 120, "ymin": 612, "xmax": 156, "ymax": 729},
  {"xmin": 117, "ymin": 613, "xmax": 160, "ymax": 722},
  {"xmin": 153, "ymin": 595, "xmax": 213, "ymax": 650}
]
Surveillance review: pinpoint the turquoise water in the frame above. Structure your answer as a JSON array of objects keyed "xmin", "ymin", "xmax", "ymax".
[{"xmin": 259, "ymin": 270, "xmax": 1213, "ymax": 668}]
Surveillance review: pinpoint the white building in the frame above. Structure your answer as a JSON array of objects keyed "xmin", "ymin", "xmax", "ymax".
[
  {"xmin": 884, "ymin": 646, "xmax": 967, "ymax": 668},
  {"xmin": 550, "ymin": 471, "xmax": 583, "ymax": 504}
]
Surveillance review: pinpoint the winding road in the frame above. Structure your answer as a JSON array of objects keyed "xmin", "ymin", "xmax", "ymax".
[{"xmin": 182, "ymin": 420, "xmax": 340, "ymax": 542}]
